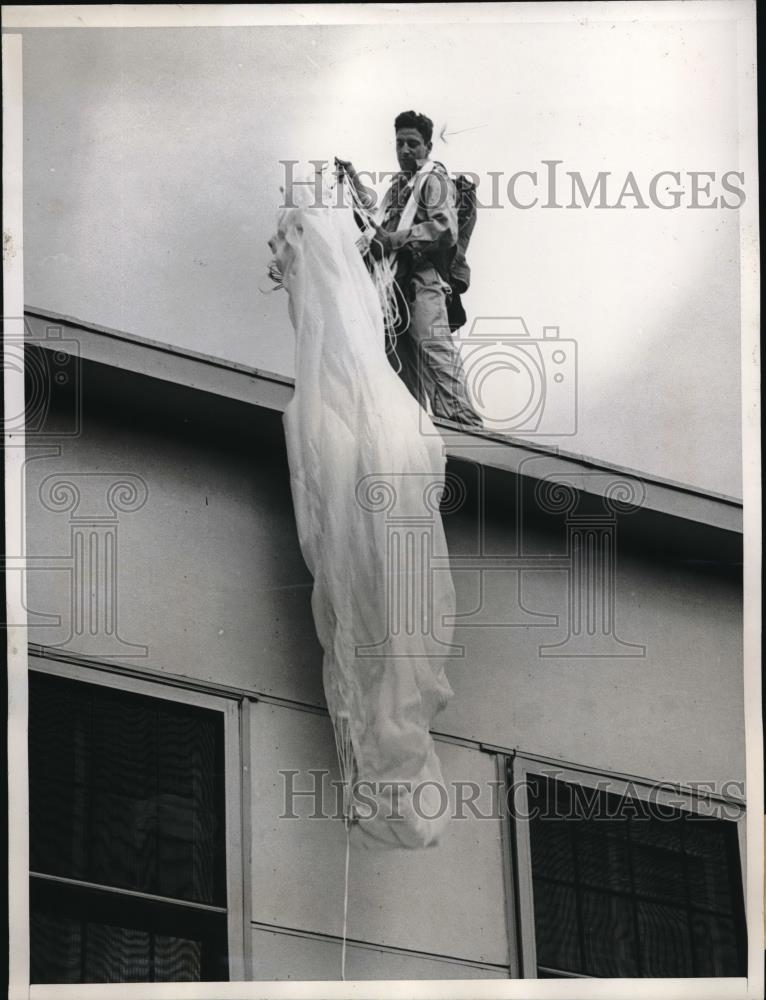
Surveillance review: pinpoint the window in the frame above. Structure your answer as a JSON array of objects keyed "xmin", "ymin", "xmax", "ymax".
[
  {"xmin": 29, "ymin": 663, "xmax": 245, "ymax": 983},
  {"xmin": 508, "ymin": 757, "xmax": 747, "ymax": 979}
]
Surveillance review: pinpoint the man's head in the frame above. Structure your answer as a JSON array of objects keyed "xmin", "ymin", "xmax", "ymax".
[{"xmin": 394, "ymin": 110, "xmax": 433, "ymax": 174}]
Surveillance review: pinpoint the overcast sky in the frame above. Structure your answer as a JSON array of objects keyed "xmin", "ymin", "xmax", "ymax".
[{"xmin": 15, "ymin": 14, "xmax": 745, "ymax": 496}]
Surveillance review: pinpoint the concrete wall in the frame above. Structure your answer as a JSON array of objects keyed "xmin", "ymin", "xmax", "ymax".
[
  {"xmin": 25, "ymin": 392, "xmax": 745, "ymax": 781},
  {"xmin": 250, "ymin": 703, "xmax": 509, "ymax": 972},
  {"xmin": 24, "ymin": 378, "xmax": 745, "ymax": 977}
]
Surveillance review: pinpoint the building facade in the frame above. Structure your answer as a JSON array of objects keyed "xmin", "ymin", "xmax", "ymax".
[{"xmin": 21, "ymin": 308, "xmax": 746, "ymax": 983}]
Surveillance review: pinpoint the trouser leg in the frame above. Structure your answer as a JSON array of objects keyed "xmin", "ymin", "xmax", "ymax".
[
  {"xmin": 407, "ymin": 267, "xmax": 483, "ymax": 426},
  {"xmin": 387, "ymin": 329, "xmax": 426, "ymax": 408}
]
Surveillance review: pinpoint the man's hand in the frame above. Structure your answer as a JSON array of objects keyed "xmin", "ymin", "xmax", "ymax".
[
  {"xmin": 335, "ymin": 158, "xmax": 357, "ymax": 181},
  {"xmin": 336, "ymin": 157, "xmax": 376, "ymax": 209},
  {"xmin": 369, "ymin": 224, "xmax": 394, "ymax": 260}
]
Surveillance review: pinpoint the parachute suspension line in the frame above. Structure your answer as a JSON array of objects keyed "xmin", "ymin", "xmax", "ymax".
[
  {"xmin": 332, "ymin": 711, "xmax": 357, "ymax": 826},
  {"xmin": 332, "ymin": 712, "xmax": 356, "ymax": 982},
  {"xmin": 371, "ymin": 256, "xmax": 406, "ymax": 377},
  {"xmin": 260, "ymin": 258, "xmax": 285, "ymax": 294},
  {"xmin": 341, "ymin": 817, "xmax": 351, "ymax": 981},
  {"xmin": 338, "ymin": 172, "xmax": 408, "ymax": 375}
]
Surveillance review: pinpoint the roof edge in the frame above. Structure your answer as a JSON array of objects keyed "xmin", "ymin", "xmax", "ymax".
[{"xmin": 23, "ymin": 305, "xmax": 743, "ymax": 534}]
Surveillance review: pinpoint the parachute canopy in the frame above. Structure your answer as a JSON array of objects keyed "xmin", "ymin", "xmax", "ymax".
[{"xmin": 271, "ymin": 170, "xmax": 457, "ymax": 848}]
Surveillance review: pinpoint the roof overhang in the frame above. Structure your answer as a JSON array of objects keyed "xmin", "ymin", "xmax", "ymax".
[{"xmin": 22, "ymin": 307, "xmax": 742, "ymax": 540}]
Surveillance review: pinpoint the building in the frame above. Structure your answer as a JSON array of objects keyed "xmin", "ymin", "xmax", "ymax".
[{"xmin": 21, "ymin": 306, "xmax": 746, "ymax": 983}]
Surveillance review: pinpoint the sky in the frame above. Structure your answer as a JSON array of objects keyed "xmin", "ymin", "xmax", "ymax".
[{"xmin": 15, "ymin": 14, "xmax": 745, "ymax": 497}]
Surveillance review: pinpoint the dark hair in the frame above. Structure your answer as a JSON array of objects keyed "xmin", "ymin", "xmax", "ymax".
[{"xmin": 394, "ymin": 110, "xmax": 433, "ymax": 145}]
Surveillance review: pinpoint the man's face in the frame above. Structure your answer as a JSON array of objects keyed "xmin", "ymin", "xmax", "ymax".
[{"xmin": 396, "ymin": 127, "xmax": 430, "ymax": 173}]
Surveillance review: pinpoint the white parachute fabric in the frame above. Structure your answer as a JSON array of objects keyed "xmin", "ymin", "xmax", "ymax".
[{"xmin": 272, "ymin": 176, "xmax": 456, "ymax": 848}]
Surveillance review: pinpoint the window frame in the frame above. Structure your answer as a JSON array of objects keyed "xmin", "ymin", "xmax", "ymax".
[
  {"xmin": 28, "ymin": 656, "xmax": 248, "ymax": 982},
  {"xmin": 504, "ymin": 751, "xmax": 747, "ymax": 980}
]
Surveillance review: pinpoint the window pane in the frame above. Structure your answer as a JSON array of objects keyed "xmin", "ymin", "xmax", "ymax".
[
  {"xmin": 532, "ymin": 879, "xmax": 581, "ymax": 972},
  {"xmin": 692, "ymin": 912, "xmax": 741, "ymax": 977},
  {"xmin": 29, "ymin": 672, "xmax": 231, "ymax": 984},
  {"xmin": 29, "ymin": 673, "xmax": 226, "ymax": 905},
  {"xmin": 636, "ymin": 901, "xmax": 693, "ymax": 976},
  {"xmin": 30, "ymin": 780, "xmax": 89, "ymax": 877},
  {"xmin": 580, "ymin": 890, "xmax": 638, "ymax": 977},
  {"xmin": 155, "ymin": 934, "xmax": 204, "ymax": 981},
  {"xmin": 90, "ymin": 791, "xmax": 157, "ymax": 891},
  {"xmin": 30, "ymin": 854, "xmax": 228, "ymax": 982},
  {"xmin": 630, "ymin": 843, "xmax": 687, "ymax": 908},
  {"xmin": 575, "ymin": 825, "xmax": 631, "ymax": 894},
  {"xmin": 685, "ymin": 816, "xmax": 738, "ymax": 914},
  {"xmin": 84, "ymin": 924, "xmax": 152, "ymax": 982},
  {"xmin": 31, "ymin": 907, "xmax": 209, "ymax": 983},
  {"xmin": 524, "ymin": 772, "xmax": 746, "ymax": 978},
  {"xmin": 30, "ymin": 912, "xmax": 83, "ymax": 984},
  {"xmin": 529, "ymin": 813, "xmax": 573, "ymax": 882}
]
